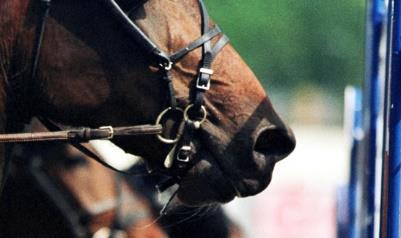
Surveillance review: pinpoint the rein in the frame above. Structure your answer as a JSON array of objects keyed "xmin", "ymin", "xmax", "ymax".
[
  {"xmin": 8, "ymin": 0, "xmax": 229, "ymax": 192},
  {"xmin": 0, "ymin": 124, "xmax": 162, "ymax": 143}
]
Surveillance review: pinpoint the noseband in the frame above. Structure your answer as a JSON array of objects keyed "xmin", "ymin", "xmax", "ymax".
[{"xmin": 5, "ymin": 0, "xmax": 229, "ymax": 190}]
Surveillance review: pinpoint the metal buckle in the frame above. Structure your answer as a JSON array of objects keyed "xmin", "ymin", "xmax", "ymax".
[
  {"xmin": 99, "ymin": 126, "xmax": 114, "ymax": 140},
  {"xmin": 159, "ymin": 61, "xmax": 173, "ymax": 71},
  {"xmin": 196, "ymin": 68, "xmax": 213, "ymax": 90},
  {"xmin": 176, "ymin": 145, "xmax": 192, "ymax": 162},
  {"xmin": 199, "ymin": 68, "xmax": 214, "ymax": 75}
]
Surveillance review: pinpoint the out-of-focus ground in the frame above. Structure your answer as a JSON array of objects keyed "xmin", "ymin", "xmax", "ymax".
[{"xmin": 224, "ymin": 124, "xmax": 347, "ymax": 238}]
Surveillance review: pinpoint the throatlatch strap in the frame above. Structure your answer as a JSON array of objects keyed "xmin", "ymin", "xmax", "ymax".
[{"xmin": 31, "ymin": 0, "xmax": 52, "ymax": 81}]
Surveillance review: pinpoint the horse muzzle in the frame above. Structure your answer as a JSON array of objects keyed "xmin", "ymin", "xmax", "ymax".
[
  {"xmin": 253, "ymin": 126, "xmax": 296, "ymax": 163},
  {"xmin": 240, "ymin": 126, "xmax": 295, "ymax": 197},
  {"xmin": 215, "ymin": 125, "xmax": 296, "ymax": 198}
]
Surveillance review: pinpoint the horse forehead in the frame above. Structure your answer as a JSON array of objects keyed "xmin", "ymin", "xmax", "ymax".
[{"xmin": 137, "ymin": 0, "xmax": 201, "ymax": 48}]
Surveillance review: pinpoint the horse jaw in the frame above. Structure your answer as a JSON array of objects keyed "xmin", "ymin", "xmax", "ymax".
[{"xmin": 130, "ymin": 1, "xmax": 296, "ymax": 205}]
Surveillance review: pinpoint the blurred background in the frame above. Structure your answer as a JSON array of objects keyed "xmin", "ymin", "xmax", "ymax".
[{"xmin": 204, "ymin": 0, "xmax": 366, "ymax": 237}]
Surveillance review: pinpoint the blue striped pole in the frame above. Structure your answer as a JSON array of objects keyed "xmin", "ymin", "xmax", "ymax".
[
  {"xmin": 344, "ymin": 87, "xmax": 363, "ymax": 238},
  {"xmin": 364, "ymin": 0, "xmax": 386, "ymax": 237},
  {"xmin": 380, "ymin": 0, "xmax": 401, "ymax": 237}
]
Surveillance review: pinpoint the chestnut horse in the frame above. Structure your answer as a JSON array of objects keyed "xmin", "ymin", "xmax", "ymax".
[
  {"xmin": 0, "ymin": 142, "xmax": 168, "ymax": 238},
  {"xmin": 0, "ymin": 0, "xmax": 295, "ymax": 207},
  {"xmin": 0, "ymin": 139, "xmax": 243, "ymax": 238}
]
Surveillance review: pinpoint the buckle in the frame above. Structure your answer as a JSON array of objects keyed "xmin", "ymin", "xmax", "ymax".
[
  {"xmin": 196, "ymin": 68, "xmax": 213, "ymax": 90},
  {"xmin": 99, "ymin": 126, "xmax": 114, "ymax": 140},
  {"xmin": 159, "ymin": 61, "xmax": 173, "ymax": 71},
  {"xmin": 199, "ymin": 67, "xmax": 214, "ymax": 75},
  {"xmin": 176, "ymin": 145, "xmax": 192, "ymax": 162}
]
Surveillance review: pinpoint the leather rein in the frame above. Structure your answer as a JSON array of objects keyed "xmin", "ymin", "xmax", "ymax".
[{"xmin": 7, "ymin": 0, "xmax": 229, "ymax": 190}]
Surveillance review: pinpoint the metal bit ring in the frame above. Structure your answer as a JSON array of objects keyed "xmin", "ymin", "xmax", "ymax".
[
  {"xmin": 183, "ymin": 104, "xmax": 207, "ymax": 129},
  {"xmin": 155, "ymin": 107, "xmax": 184, "ymax": 144}
]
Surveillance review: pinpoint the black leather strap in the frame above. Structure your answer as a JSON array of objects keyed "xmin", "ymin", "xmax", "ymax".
[
  {"xmin": 161, "ymin": 70, "xmax": 177, "ymax": 109},
  {"xmin": 31, "ymin": 0, "xmax": 51, "ymax": 83},
  {"xmin": 116, "ymin": 0, "xmax": 147, "ymax": 13},
  {"xmin": 192, "ymin": 1, "xmax": 229, "ymax": 111},
  {"xmin": 37, "ymin": 118, "xmax": 140, "ymax": 174},
  {"xmin": 170, "ymin": 26, "xmax": 222, "ymax": 62},
  {"xmin": 211, "ymin": 35, "xmax": 230, "ymax": 58},
  {"xmin": 103, "ymin": 0, "xmax": 171, "ymax": 67}
]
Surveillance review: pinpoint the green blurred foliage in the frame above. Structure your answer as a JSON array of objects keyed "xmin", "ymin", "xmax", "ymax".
[{"xmin": 205, "ymin": 0, "xmax": 365, "ymax": 97}]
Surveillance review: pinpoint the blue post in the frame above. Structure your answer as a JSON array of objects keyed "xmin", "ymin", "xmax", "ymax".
[
  {"xmin": 380, "ymin": 0, "xmax": 401, "ymax": 237},
  {"xmin": 344, "ymin": 87, "xmax": 363, "ymax": 238},
  {"xmin": 337, "ymin": 186, "xmax": 349, "ymax": 238},
  {"xmin": 364, "ymin": 0, "xmax": 386, "ymax": 237}
]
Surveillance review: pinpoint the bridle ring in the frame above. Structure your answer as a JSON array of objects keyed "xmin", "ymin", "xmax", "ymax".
[
  {"xmin": 184, "ymin": 104, "xmax": 207, "ymax": 128},
  {"xmin": 155, "ymin": 107, "xmax": 184, "ymax": 144}
]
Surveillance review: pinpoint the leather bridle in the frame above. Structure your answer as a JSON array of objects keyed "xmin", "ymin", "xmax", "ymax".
[{"xmin": 5, "ymin": 0, "xmax": 229, "ymax": 191}]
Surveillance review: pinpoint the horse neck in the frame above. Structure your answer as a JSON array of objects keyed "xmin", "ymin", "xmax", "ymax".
[
  {"xmin": 1, "ymin": 0, "xmax": 205, "ymax": 128},
  {"xmin": 0, "ymin": 0, "xmax": 39, "ymax": 127},
  {"xmin": 0, "ymin": 0, "xmax": 32, "ymax": 193},
  {"xmin": 1, "ymin": 0, "xmax": 107, "ymax": 127}
]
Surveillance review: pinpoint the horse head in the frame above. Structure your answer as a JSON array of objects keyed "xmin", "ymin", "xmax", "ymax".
[{"xmin": 0, "ymin": 0, "xmax": 295, "ymax": 205}]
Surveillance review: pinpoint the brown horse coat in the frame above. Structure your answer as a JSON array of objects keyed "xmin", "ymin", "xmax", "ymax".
[{"xmin": 0, "ymin": 0, "xmax": 295, "ymax": 205}]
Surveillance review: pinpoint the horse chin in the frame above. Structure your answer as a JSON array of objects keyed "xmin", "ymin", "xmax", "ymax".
[
  {"xmin": 176, "ymin": 150, "xmax": 237, "ymax": 206},
  {"xmin": 176, "ymin": 145, "xmax": 276, "ymax": 206}
]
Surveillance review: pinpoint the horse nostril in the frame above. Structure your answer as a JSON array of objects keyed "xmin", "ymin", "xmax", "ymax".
[{"xmin": 254, "ymin": 127, "xmax": 296, "ymax": 160}]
